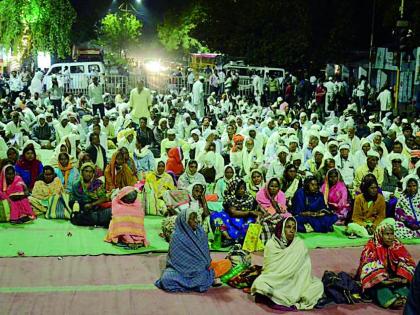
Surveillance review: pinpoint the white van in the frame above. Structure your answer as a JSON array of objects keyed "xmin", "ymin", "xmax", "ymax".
[{"xmin": 43, "ymin": 61, "xmax": 105, "ymax": 90}]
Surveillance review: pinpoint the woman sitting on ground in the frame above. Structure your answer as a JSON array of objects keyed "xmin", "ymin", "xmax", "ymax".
[
  {"xmin": 119, "ymin": 146, "xmax": 137, "ymax": 177},
  {"xmin": 144, "ymin": 160, "xmax": 176, "ymax": 215},
  {"xmin": 6, "ymin": 147, "xmax": 19, "ymax": 165},
  {"xmin": 177, "ymin": 159, "xmax": 206, "ymax": 190},
  {"xmin": 320, "ymin": 168, "xmax": 351, "ymax": 225},
  {"xmin": 162, "ymin": 182, "xmax": 211, "ymax": 242},
  {"xmin": 229, "ymin": 134, "xmax": 244, "ymax": 175},
  {"xmin": 69, "ymin": 162, "xmax": 111, "ymax": 227},
  {"xmin": 395, "ymin": 175, "xmax": 420, "ymax": 239},
  {"xmin": 357, "ymin": 220, "xmax": 416, "ymax": 309},
  {"xmin": 199, "ymin": 152, "xmax": 218, "ymax": 193},
  {"xmin": 211, "ymin": 178, "xmax": 258, "ymax": 244},
  {"xmin": 105, "ymin": 186, "xmax": 148, "ymax": 248},
  {"xmin": 78, "ymin": 151, "xmax": 103, "ymax": 178},
  {"xmin": 280, "ymin": 164, "xmax": 302, "ymax": 207},
  {"xmin": 0, "ymin": 165, "xmax": 35, "ymax": 224},
  {"xmin": 55, "ymin": 152, "xmax": 79, "ymax": 193},
  {"xmin": 314, "ymin": 158, "xmax": 336, "ymax": 185},
  {"xmin": 30, "ymin": 166, "xmax": 64, "ymax": 216},
  {"xmin": 291, "ymin": 176, "xmax": 338, "ymax": 233},
  {"xmin": 348, "ymin": 175, "xmax": 386, "ymax": 238},
  {"xmin": 251, "ymin": 216, "xmax": 324, "ymax": 311},
  {"xmin": 49, "ymin": 143, "xmax": 77, "ymax": 168},
  {"xmin": 214, "ymin": 165, "xmax": 236, "ymax": 203},
  {"xmin": 256, "ymin": 177, "xmax": 287, "ymax": 215},
  {"xmin": 133, "ymin": 136, "xmax": 155, "ymax": 179},
  {"xmin": 205, "ymin": 164, "xmax": 235, "ymax": 213},
  {"xmin": 155, "ymin": 208, "xmax": 231, "ymax": 292},
  {"xmin": 104, "ymin": 149, "xmax": 138, "ymax": 193},
  {"xmin": 256, "ymin": 177, "xmax": 289, "ymax": 242},
  {"xmin": 246, "ymin": 169, "xmax": 264, "ymax": 198},
  {"xmin": 14, "ymin": 144, "xmax": 43, "ymax": 191}
]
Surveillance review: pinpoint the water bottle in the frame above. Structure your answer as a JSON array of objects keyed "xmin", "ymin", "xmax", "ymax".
[{"xmin": 212, "ymin": 224, "xmax": 222, "ymax": 250}]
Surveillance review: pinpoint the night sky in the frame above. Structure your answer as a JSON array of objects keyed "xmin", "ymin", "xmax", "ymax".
[
  {"xmin": 69, "ymin": 0, "xmax": 420, "ymax": 67},
  {"xmin": 70, "ymin": 0, "xmax": 191, "ymax": 40}
]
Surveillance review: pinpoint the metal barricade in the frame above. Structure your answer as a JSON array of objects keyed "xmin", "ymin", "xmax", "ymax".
[{"xmin": 62, "ymin": 73, "xmax": 253, "ymax": 98}]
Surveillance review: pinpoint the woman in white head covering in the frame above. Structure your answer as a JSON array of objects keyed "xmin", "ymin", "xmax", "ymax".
[
  {"xmin": 242, "ymin": 137, "xmax": 263, "ymax": 177},
  {"xmin": 177, "ymin": 159, "xmax": 206, "ymax": 190},
  {"xmin": 29, "ymin": 71, "xmax": 43, "ymax": 96},
  {"xmin": 266, "ymin": 146, "xmax": 289, "ymax": 180},
  {"xmin": 395, "ymin": 175, "xmax": 420, "ymax": 239},
  {"xmin": 305, "ymin": 146, "xmax": 325, "ymax": 176},
  {"xmin": 54, "ymin": 116, "xmax": 73, "ymax": 144},
  {"xmin": 251, "ymin": 216, "xmax": 324, "ymax": 310},
  {"xmin": 354, "ymin": 138, "xmax": 372, "ymax": 167}
]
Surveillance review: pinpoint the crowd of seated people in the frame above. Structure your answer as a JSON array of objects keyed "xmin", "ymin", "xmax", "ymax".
[{"xmin": 0, "ymin": 68, "xmax": 419, "ymax": 311}]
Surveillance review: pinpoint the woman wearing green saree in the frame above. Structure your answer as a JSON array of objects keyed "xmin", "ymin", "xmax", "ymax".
[{"xmin": 69, "ymin": 162, "xmax": 111, "ymax": 227}]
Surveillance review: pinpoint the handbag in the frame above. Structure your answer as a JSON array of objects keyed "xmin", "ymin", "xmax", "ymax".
[
  {"xmin": 70, "ymin": 207, "xmax": 112, "ymax": 227},
  {"xmin": 242, "ymin": 223, "xmax": 265, "ymax": 252},
  {"xmin": 226, "ymin": 244, "xmax": 252, "ymax": 267},
  {"xmin": 322, "ymin": 271, "xmax": 362, "ymax": 304}
]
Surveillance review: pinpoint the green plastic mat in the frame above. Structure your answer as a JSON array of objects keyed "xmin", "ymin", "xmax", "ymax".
[{"xmin": 1, "ymin": 218, "xmax": 420, "ymax": 257}]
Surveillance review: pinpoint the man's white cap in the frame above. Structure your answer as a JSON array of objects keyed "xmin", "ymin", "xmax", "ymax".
[
  {"xmin": 366, "ymin": 150, "xmax": 380, "ymax": 159},
  {"xmin": 320, "ymin": 130, "xmax": 329, "ymax": 138}
]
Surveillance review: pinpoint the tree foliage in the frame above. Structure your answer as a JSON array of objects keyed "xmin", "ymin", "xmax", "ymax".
[
  {"xmin": 0, "ymin": 0, "xmax": 76, "ymax": 58},
  {"xmin": 157, "ymin": 5, "xmax": 209, "ymax": 53},
  {"xmin": 96, "ymin": 12, "xmax": 143, "ymax": 59}
]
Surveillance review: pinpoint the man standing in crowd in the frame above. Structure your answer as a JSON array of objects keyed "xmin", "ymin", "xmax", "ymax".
[
  {"xmin": 129, "ymin": 80, "xmax": 152, "ymax": 125},
  {"xmin": 89, "ymin": 76, "xmax": 105, "ymax": 118},
  {"xmin": 192, "ymin": 76, "xmax": 205, "ymax": 119}
]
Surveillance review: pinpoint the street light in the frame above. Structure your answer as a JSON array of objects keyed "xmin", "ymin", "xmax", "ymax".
[{"xmin": 117, "ymin": 0, "xmax": 141, "ymax": 13}]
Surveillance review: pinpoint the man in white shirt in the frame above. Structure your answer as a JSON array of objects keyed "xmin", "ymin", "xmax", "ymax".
[
  {"xmin": 377, "ymin": 87, "xmax": 392, "ymax": 119},
  {"xmin": 62, "ymin": 66, "xmax": 71, "ymax": 91},
  {"xmin": 178, "ymin": 113, "xmax": 198, "ymax": 140},
  {"xmin": 252, "ymin": 72, "xmax": 264, "ymax": 107},
  {"xmin": 5, "ymin": 112, "xmax": 29, "ymax": 148},
  {"xmin": 343, "ymin": 124, "xmax": 361, "ymax": 155},
  {"xmin": 9, "ymin": 71, "xmax": 23, "ymax": 102},
  {"xmin": 334, "ymin": 142, "xmax": 355, "ymax": 188},
  {"xmin": 129, "ymin": 80, "xmax": 152, "ymax": 124},
  {"xmin": 323, "ymin": 77, "xmax": 336, "ymax": 116},
  {"xmin": 192, "ymin": 76, "xmax": 205, "ymax": 119},
  {"xmin": 88, "ymin": 76, "xmax": 104, "ymax": 118},
  {"xmin": 218, "ymin": 69, "xmax": 226, "ymax": 94},
  {"xmin": 187, "ymin": 69, "xmax": 195, "ymax": 92}
]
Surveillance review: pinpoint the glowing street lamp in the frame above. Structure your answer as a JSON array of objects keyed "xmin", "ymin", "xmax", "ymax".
[{"xmin": 117, "ymin": 0, "xmax": 141, "ymax": 13}]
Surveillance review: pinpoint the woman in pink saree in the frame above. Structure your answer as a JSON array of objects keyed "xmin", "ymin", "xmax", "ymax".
[
  {"xmin": 256, "ymin": 177, "xmax": 287, "ymax": 215},
  {"xmin": 320, "ymin": 168, "xmax": 350, "ymax": 225},
  {"xmin": 256, "ymin": 177, "xmax": 289, "ymax": 243},
  {"xmin": 105, "ymin": 186, "xmax": 148, "ymax": 248},
  {"xmin": 0, "ymin": 165, "xmax": 35, "ymax": 224}
]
